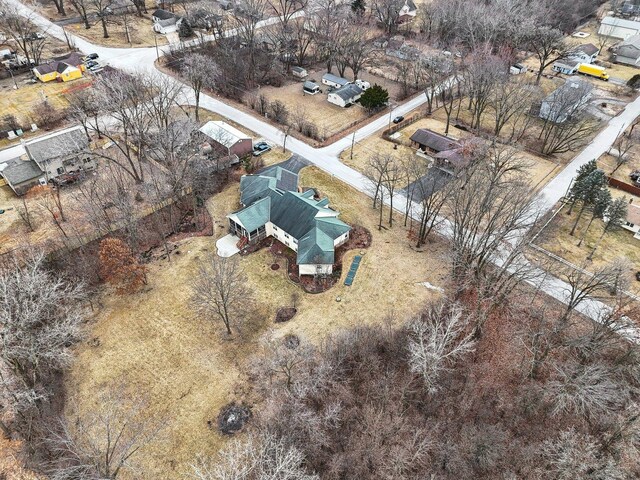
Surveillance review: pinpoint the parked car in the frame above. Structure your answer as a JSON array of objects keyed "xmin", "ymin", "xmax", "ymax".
[
  {"xmin": 52, "ymin": 172, "xmax": 81, "ymax": 186},
  {"xmin": 84, "ymin": 53, "xmax": 99, "ymax": 60},
  {"xmin": 253, "ymin": 142, "xmax": 271, "ymax": 156},
  {"xmin": 393, "ymin": 116, "xmax": 405, "ymax": 124}
]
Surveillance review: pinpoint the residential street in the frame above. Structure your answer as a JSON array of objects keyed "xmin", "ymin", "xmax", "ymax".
[{"xmin": 7, "ymin": 0, "xmax": 640, "ymax": 334}]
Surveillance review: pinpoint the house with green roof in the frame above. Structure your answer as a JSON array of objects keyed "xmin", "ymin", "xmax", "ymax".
[{"xmin": 227, "ymin": 166, "xmax": 351, "ymax": 275}]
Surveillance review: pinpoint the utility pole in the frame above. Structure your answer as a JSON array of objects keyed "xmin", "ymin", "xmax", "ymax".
[{"xmin": 350, "ymin": 130, "xmax": 356, "ymax": 159}]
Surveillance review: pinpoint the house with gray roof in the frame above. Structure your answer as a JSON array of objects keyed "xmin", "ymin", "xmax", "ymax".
[
  {"xmin": 539, "ymin": 79, "xmax": 593, "ymax": 124},
  {"xmin": 327, "ymin": 83, "xmax": 364, "ymax": 107},
  {"xmin": 0, "ymin": 147, "xmax": 45, "ymax": 195},
  {"xmin": 24, "ymin": 125, "xmax": 95, "ymax": 180},
  {"xmin": 598, "ymin": 16, "xmax": 640, "ymax": 40},
  {"xmin": 612, "ymin": 34, "xmax": 640, "ymax": 66},
  {"xmin": 227, "ymin": 166, "xmax": 351, "ymax": 275}
]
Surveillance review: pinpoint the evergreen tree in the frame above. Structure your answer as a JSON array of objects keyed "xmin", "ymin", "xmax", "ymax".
[
  {"xmin": 577, "ymin": 188, "xmax": 611, "ymax": 247},
  {"xmin": 569, "ymin": 169, "xmax": 608, "ymax": 236},
  {"xmin": 178, "ymin": 19, "xmax": 193, "ymax": 38},
  {"xmin": 351, "ymin": 0, "xmax": 366, "ymax": 14},
  {"xmin": 567, "ymin": 159, "xmax": 598, "ymax": 214},
  {"xmin": 588, "ymin": 197, "xmax": 628, "ymax": 260},
  {"xmin": 360, "ymin": 84, "xmax": 389, "ymax": 112}
]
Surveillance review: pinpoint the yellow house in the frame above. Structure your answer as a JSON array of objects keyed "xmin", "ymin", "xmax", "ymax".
[{"xmin": 33, "ymin": 59, "xmax": 84, "ymax": 83}]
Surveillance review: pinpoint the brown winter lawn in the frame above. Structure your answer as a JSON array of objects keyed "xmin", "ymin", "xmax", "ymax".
[
  {"xmin": 66, "ymin": 166, "xmax": 447, "ymax": 477},
  {"xmin": 534, "ymin": 203, "xmax": 640, "ymax": 279}
]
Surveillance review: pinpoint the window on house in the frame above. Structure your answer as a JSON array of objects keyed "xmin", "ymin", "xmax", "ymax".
[
  {"xmin": 284, "ymin": 233, "xmax": 289, "ymax": 239},
  {"xmin": 293, "ymin": 239, "xmax": 298, "ymax": 244},
  {"xmin": 626, "ymin": 222, "xmax": 634, "ymax": 227},
  {"xmin": 83, "ymin": 158, "xmax": 91, "ymax": 164},
  {"xmin": 273, "ymin": 226, "xmax": 278, "ymax": 231}
]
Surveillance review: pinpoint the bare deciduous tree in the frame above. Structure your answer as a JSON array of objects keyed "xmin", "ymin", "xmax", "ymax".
[
  {"xmin": 190, "ymin": 433, "xmax": 318, "ymax": 480},
  {"xmin": 407, "ymin": 302, "xmax": 476, "ymax": 393},
  {"xmin": 182, "ymin": 53, "xmax": 219, "ymax": 121},
  {"xmin": 190, "ymin": 255, "xmax": 252, "ymax": 335},
  {"xmin": 48, "ymin": 389, "xmax": 164, "ymax": 479},
  {"xmin": 0, "ymin": 3, "xmax": 48, "ymax": 65}
]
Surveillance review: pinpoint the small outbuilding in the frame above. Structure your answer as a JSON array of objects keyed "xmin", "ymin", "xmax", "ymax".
[
  {"xmin": 199, "ymin": 121, "xmax": 252, "ymax": 159},
  {"xmin": 322, "ymin": 73, "xmax": 350, "ymax": 89},
  {"xmin": 303, "ymin": 81, "xmax": 321, "ymax": 94},
  {"xmin": 152, "ymin": 9, "xmax": 181, "ymax": 33},
  {"xmin": 292, "ymin": 66, "xmax": 308, "ymax": 78}
]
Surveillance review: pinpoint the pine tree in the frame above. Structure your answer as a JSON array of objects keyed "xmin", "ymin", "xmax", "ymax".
[
  {"xmin": 588, "ymin": 197, "xmax": 628, "ymax": 260},
  {"xmin": 567, "ymin": 160, "xmax": 598, "ymax": 215},
  {"xmin": 577, "ymin": 188, "xmax": 611, "ymax": 247},
  {"xmin": 568, "ymin": 169, "xmax": 607, "ymax": 236},
  {"xmin": 178, "ymin": 19, "xmax": 193, "ymax": 38},
  {"xmin": 360, "ymin": 84, "xmax": 389, "ymax": 112},
  {"xmin": 351, "ymin": 0, "xmax": 366, "ymax": 15}
]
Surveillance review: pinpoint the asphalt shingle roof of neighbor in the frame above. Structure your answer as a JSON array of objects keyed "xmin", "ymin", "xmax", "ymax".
[
  {"xmin": 153, "ymin": 8, "xmax": 176, "ymax": 20},
  {"xmin": 259, "ymin": 165, "xmax": 299, "ymax": 192},
  {"xmin": 199, "ymin": 121, "xmax": 250, "ymax": 148},
  {"xmin": 34, "ymin": 62, "xmax": 57, "ymax": 75},
  {"xmin": 230, "ymin": 196, "xmax": 271, "ymax": 233},
  {"xmin": 1, "ymin": 159, "xmax": 44, "ymax": 185},
  {"xmin": 576, "ymin": 43, "xmax": 599, "ymax": 56},
  {"xmin": 556, "ymin": 57, "xmax": 582, "ymax": 68},
  {"xmin": 25, "ymin": 126, "xmax": 88, "ymax": 165},
  {"xmin": 332, "ymin": 84, "xmax": 363, "ymax": 101},
  {"xmin": 410, "ymin": 128, "xmax": 461, "ymax": 152},
  {"xmin": 618, "ymin": 34, "xmax": 640, "ymax": 49},
  {"xmin": 54, "ymin": 52, "xmax": 84, "ymax": 66},
  {"xmin": 543, "ymin": 79, "xmax": 593, "ymax": 105},
  {"xmin": 601, "ymin": 16, "xmax": 640, "ymax": 30}
]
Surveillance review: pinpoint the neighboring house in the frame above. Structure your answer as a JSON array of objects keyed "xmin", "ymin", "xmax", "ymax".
[
  {"xmin": 0, "ymin": 126, "xmax": 94, "ymax": 192},
  {"xmin": 327, "ymin": 83, "xmax": 363, "ymax": 107},
  {"xmin": 397, "ymin": 0, "xmax": 417, "ymax": 23},
  {"xmin": 510, "ymin": 63, "xmax": 528, "ymax": 75},
  {"xmin": 228, "ymin": 166, "xmax": 351, "ymax": 275},
  {"xmin": 623, "ymin": 202, "xmax": 640, "ymax": 239},
  {"xmin": 33, "ymin": 53, "xmax": 85, "ymax": 83},
  {"xmin": 0, "ymin": 143, "xmax": 45, "ymax": 195},
  {"xmin": 322, "ymin": 73, "xmax": 350, "ymax": 89},
  {"xmin": 292, "ymin": 66, "xmax": 308, "ymax": 78},
  {"xmin": 620, "ymin": 1, "xmax": 640, "ymax": 16},
  {"xmin": 409, "ymin": 128, "xmax": 468, "ymax": 173},
  {"xmin": 573, "ymin": 43, "xmax": 599, "ymax": 63},
  {"xmin": 199, "ymin": 120, "xmax": 252, "ymax": 159},
  {"xmin": 152, "ymin": 9, "xmax": 181, "ymax": 33},
  {"xmin": 539, "ymin": 79, "xmax": 593, "ymax": 124},
  {"xmin": 598, "ymin": 16, "xmax": 640, "ymax": 40},
  {"xmin": 552, "ymin": 57, "xmax": 582, "ymax": 75},
  {"xmin": 612, "ymin": 34, "xmax": 640, "ymax": 66},
  {"xmin": 24, "ymin": 126, "xmax": 95, "ymax": 180}
]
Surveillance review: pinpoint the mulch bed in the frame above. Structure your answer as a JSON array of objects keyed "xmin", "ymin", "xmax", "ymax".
[
  {"xmin": 217, "ymin": 402, "xmax": 252, "ymax": 435},
  {"xmin": 241, "ymin": 225, "xmax": 372, "ymax": 294},
  {"xmin": 275, "ymin": 307, "xmax": 297, "ymax": 323}
]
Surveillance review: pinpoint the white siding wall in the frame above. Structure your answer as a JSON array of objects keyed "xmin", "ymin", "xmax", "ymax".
[
  {"xmin": 327, "ymin": 93, "xmax": 347, "ymax": 107},
  {"xmin": 267, "ymin": 222, "xmax": 299, "ymax": 252},
  {"xmin": 299, "ymin": 264, "xmax": 333, "ymax": 275},
  {"xmin": 334, "ymin": 231, "xmax": 349, "ymax": 247}
]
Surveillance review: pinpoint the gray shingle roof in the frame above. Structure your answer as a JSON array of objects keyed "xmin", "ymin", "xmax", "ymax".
[
  {"xmin": 26, "ymin": 127, "xmax": 88, "ymax": 165},
  {"xmin": 332, "ymin": 83, "xmax": 363, "ymax": 101},
  {"xmin": 230, "ymin": 197, "xmax": 271, "ymax": 233},
  {"xmin": 153, "ymin": 9, "xmax": 176, "ymax": 20},
  {"xmin": 410, "ymin": 129, "xmax": 461, "ymax": 152},
  {"xmin": 1, "ymin": 159, "xmax": 44, "ymax": 186},
  {"xmin": 576, "ymin": 43, "xmax": 599, "ymax": 56},
  {"xmin": 322, "ymin": 73, "xmax": 350, "ymax": 86}
]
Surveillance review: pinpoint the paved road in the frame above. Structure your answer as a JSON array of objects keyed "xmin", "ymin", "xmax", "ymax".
[{"xmin": 9, "ymin": 0, "xmax": 640, "ymax": 334}]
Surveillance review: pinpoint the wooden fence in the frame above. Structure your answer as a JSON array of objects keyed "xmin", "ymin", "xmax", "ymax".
[{"xmin": 608, "ymin": 176, "xmax": 640, "ymax": 197}]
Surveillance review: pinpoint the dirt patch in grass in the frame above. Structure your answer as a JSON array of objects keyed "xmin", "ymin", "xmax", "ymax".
[
  {"xmin": 275, "ymin": 307, "xmax": 297, "ymax": 323},
  {"xmin": 217, "ymin": 402, "xmax": 252, "ymax": 435}
]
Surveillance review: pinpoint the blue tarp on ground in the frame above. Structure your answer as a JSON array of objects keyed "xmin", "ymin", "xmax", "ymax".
[{"xmin": 344, "ymin": 255, "xmax": 362, "ymax": 286}]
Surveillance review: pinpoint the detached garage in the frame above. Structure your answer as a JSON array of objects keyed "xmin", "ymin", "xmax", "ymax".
[{"xmin": 598, "ymin": 16, "xmax": 640, "ymax": 40}]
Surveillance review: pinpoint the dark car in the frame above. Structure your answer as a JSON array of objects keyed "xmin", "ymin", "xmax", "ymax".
[
  {"xmin": 253, "ymin": 142, "xmax": 271, "ymax": 156},
  {"xmin": 85, "ymin": 60, "xmax": 99, "ymax": 69},
  {"xmin": 393, "ymin": 115, "xmax": 405, "ymax": 124},
  {"xmin": 85, "ymin": 53, "xmax": 99, "ymax": 60}
]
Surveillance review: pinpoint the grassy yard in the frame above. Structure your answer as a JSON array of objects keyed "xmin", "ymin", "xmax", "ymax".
[
  {"xmin": 535, "ymin": 203, "xmax": 640, "ymax": 277},
  {"xmin": 66, "ymin": 15, "xmax": 168, "ymax": 49},
  {"xmin": 0, "ymin": 74, "xmax": 93, "ymax": 129},
  {"xmin": 65, "ymin": 166, "xmax": 448, "ymax": 477}
]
